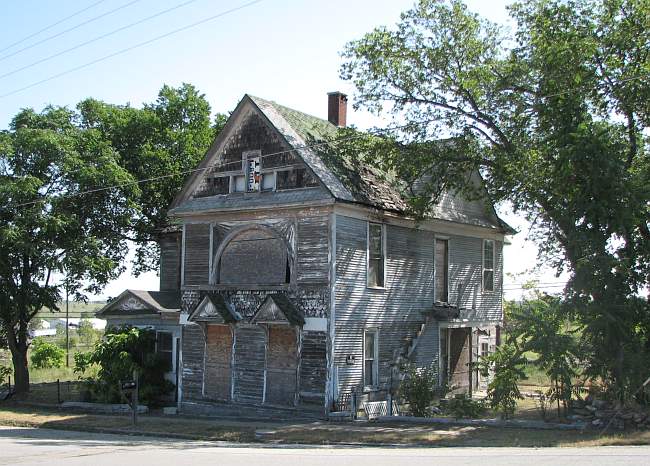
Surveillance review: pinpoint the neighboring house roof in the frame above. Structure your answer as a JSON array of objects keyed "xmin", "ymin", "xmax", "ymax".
[
  {"xmin": 96, "ymin": 290, "xmax": 181, "ymax": 317},
  {"xmin": 170, "ymin": 94, "xmax": 514, "ymax": 234}
]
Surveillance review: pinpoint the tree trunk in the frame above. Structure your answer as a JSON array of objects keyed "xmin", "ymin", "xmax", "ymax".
[{"xmin": 10, "ymin": 344, "xmax": 29, "ymax": 394}]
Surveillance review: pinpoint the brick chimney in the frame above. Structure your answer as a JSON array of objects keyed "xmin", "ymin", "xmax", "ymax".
[{"xmin": 327, "ymin": 91, "xmax": 347, "ymax": 127}]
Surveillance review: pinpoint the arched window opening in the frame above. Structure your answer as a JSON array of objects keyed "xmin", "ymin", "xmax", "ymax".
[{"xmin": 218, "ymin": 228, "xmax": 290, "ymax": 285}]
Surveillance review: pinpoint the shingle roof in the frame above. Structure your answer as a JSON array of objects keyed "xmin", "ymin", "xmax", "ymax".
[{"xmin": 96, "ymin": 290, "xmax": 181, "ymax": 317}]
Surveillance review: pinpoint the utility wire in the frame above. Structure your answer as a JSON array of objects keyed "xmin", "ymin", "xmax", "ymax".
[
  {"xmin": 0, "ymin": 0, "xmax": 202, "ymax": 80},
  {"xmin": 0, "ymin": 0, "xmax": 108, "ymax": 55},
  {"xmin": 0, "ymin": 0, "xmax": 143, "ymax": 63},
  {"xmin": 0, "ymin": 0, "xmax": 264, "ymax": 99}
]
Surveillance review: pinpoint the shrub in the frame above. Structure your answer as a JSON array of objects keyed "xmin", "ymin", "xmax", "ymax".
[
  {"xmin": 74, "ymin": 325, "xmax": 173, "ymax": 406},
  {"xmin": 30, "ymin": 338, "xmax": 65, "ymax": 369},
  {"xmin": 447, "ymin": 393, "xmax": 486, "ymax": 419},
  {"xmin": 0, "ymin": 365, "xmax": 11, "ymax": 386},
  {"xmin": 477, "ymin": 343, "xmax": 527, "ymax": 419},
  {"xmin": 398, "ymin": 363, "xmax": 446, "ymax": 417}
]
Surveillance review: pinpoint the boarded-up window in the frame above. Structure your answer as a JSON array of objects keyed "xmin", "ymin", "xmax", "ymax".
[
  {"xmin": 218, "ymin": 229, "xmax": 288, "ymax": 284},
  {"xmin": 367, "ymin": 223, "xmax": 385, "ymax": 288},
  {"xmin": 435, "ymin": 239, "xmax": 448, "ymax": 302},
  {"xmin": 483, "ymin": 239, "xmax": 495, "ymax": 291}
]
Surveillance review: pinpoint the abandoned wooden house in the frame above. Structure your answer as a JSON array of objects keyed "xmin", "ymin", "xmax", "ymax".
[{"xmin": 98, "ymin": 92, "xmax": 514, "ymax": 416}]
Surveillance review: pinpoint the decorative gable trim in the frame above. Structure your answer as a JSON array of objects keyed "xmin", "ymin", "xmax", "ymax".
[
  {"xmin": 251, "ymin": 294, "xmax": 305, "ymax": 326},
  {"xmin": 188, "ymin": 294, "xmax": 241, "ymax": 324},
  {"xmin": 96, "ymin": 290, "xmax": 158, "ymax": 317}
]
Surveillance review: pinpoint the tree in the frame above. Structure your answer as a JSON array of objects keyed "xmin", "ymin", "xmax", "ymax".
[
  {"xmin": 477, "ymin": 342, "xmax": 527, "ymax": 419},
  {"xmin": 341, "ymin": 0, "xmax": 650, "ymax": 399},
  {"xmin": 77, "ymin": 83, "xmax": 226, "ymax": 274},
  {"xmin": 30, "ymin": 338, "xmax": 65, "ymax": 369},
  {"xmin": 0, "ymin": 84, "xmax": 224, "ymax": 394},
  {"xmin": 0, "ymin": 106, "xmax": 138, "ymax": 393},
  {"xmin": 507, "ymin": 293, "xmax": 581, "ymax": 417}
]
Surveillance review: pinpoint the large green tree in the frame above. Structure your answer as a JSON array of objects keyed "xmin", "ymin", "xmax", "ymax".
[
  {"xmin": 0, "ymin": 84, "xmax": 223, "ymax": 393},
  {"xmin": 0, "ymin": 107, "xmax": 138, "ymax": 392},
  {"xmin": 341, "ymin": 0, "xmax": 650, "ymax": 398},
  {"xmin": 78, "ymin": 83, "xmax": 226, "ymax": 273}
]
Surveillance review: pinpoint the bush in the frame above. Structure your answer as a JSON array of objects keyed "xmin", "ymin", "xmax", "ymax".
[
  {"xmin": 446, "ymin": 393, "xmax": 486, "ymax": 419},
  {"xmin": 74, "ymin": 325, "xmax": 173, "ymax": 406},
  {"xmin": 478, "ymin": 343, "xmax": 527, "ymax": 419},
  {"xmin": 30, "ymin": 338, "xmax": 65, "ymax": 369},
  {"xmin": 398, "ymin": 363, "xmax": 446, "ymax": 417},
  {"xmin": 0, "ymin": 365, "xmax": 11, "ymax": 386}
]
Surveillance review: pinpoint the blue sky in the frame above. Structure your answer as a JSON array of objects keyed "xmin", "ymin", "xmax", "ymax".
[{"xmin": 0, "ymin": 0, "xmax": 564, "ymax": 300}]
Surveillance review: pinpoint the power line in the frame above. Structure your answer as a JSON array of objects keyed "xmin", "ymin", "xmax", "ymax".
[
  {"xmin": 0, "ymin": 0, "xmax": 202, "ymax": 81},
  {"xmin": 0, "ymin": 0, "xmax": 264, "ymax": 99},
  {"xmin": 0, "ymin": 0, "xmax": 143, "ymax": 63},
  {"xmin": 0, "ymin": 0, "xmax": 108, "ymax": 55}
]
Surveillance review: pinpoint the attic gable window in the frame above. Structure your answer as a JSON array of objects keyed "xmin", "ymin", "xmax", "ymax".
[
  {"xmin": 244, "ymin": 150, "xmax": 261, "ymax": 192},
  {"xmin": 367, "ymin": 222, "xmax": 385, "ymax": 288},
  {"xmin": 483, "ymin": 239, "xmax": 495, "ymax": 292}
]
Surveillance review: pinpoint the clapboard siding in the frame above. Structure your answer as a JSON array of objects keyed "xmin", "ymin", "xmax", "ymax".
[
  {"xmin": 181, "ymin": 324, "xmax": 205, "ymax": 400},
  {"xmin": 299, "ymin": 331, "xmax": 327, "ymax": 403},
  {"xmin": 448, "ymin": 236, "xmax": 503, "ymax": 321},
  {"xmin": 183, "ymin": 223, "xmax": 210, "ymax": 286},
  {"xmin": 333, "ymin": 214, "xmax": 502, "ymax": 395},
  {"xmin": 159, "ymin": 233, "xmax": 181, "ymax": 291},
  {"xmin": 334, "ymin": 215, "xmax": 435, "ymax": 394},
  {"xmin": 296, "ymin": 214, "xmax": 330, "ymax": 285}
]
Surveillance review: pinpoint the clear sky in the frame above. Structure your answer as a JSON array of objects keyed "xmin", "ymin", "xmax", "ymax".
[{"xmin": 0, "ymin": 0, "xmax": 565, "ymax": 301}]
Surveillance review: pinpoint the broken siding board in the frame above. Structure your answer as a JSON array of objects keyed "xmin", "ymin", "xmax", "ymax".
[
  {"xmin": 183, "ymin": 223, "xmax": 210, "ymax": 286},
  {"xmin": 181, "ymin": 324, "xmax": 205, "ymax": 400},
  {"xmin": 296, "ymin": 214, "xmax": 330, "ymax": 285},
  {"xmin": 204, "ymin": 324, "xmax": 232, "ymax": 401}
]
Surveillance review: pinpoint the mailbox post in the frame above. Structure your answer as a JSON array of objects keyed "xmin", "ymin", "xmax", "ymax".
[{"xmin": 121, "ymin": 369, "xmax": 139, "ymax": 426}]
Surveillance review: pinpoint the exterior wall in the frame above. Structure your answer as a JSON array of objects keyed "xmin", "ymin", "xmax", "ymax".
[
  {"xmin": 448, "ymin": 236, "xmax": 503, "ymax": 321},
  {"xmin": 333, "ymin": 215, "xmax": 435, "ymax": 398},
  {"xmin": 159, "ymin": 232, "xmax": 181, "ymax": 291},
  {"xmin": 178, "ymin": 208, "xmax": 332, "ymax": 408},
  {"xmin": 332, "ymin": 214, "xmax": 503, "ymax": 400}
]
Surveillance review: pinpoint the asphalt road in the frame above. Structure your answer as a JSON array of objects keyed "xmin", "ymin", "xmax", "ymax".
[{"xmin": 0, "ymin": 427, "xmax": 648, "ymax": 466}]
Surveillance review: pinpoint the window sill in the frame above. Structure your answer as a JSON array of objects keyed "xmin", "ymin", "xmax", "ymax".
[{"xmin": 366, "ymin": 285, "xmax": 386, "ymax": 291}]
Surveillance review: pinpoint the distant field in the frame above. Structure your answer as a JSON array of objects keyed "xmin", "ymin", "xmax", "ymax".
[{"xmin": 37, "ymin": 301, "xmax": 106, "ymax": 319}]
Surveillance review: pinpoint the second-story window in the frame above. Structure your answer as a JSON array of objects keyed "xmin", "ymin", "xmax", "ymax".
[
  {"xmin": 435, "ymin": 238, "xmax": 449, "ymax": 302},
  {"xmin": 367, "ymin": 222, "xmax": 385, "ymax": 288},
  {"xmin": 483, "ymin": 239, "xmax": 495, "ymax": 291}
]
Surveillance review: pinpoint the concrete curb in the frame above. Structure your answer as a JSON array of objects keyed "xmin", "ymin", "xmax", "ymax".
[{"xmin": 376, "ymin": 415, "xmax": 587, "ymax": 431}]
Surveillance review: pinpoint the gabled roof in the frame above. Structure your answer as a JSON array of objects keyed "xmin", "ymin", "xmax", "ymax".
[
  {"xmin": 170, "ymin": 94, "xmax": 513, "ymax": 233},
  {"xmin": 188, "ymin": 294, "xmax": 242, "ymax": 324},
  {"xmin": 96, "ymin": 290, "xmax": 181, "ymax": 317},
  {"xmin": 251, "ymin": 293, "xmax": 305, "ymax": 326}
]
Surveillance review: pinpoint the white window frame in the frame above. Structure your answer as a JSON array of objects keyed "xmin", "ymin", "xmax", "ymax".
[
  {"xmin": 363, "ymin": 329, "xmax": 379, "ymax": 390},
  {"xmin": 434, "ymin": 236, "xmax": 449, "ymax": 303},
  {"xmin": 366, "ymin": 222, "xmax": 386, "ymax": 289},
  {"xmin": 482, "ymin": 239, "xmax": 495, "ymax": 292}
]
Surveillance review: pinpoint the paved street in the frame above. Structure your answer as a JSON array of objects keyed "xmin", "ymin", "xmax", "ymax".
[{"xmin": 0, "ymin": 427, "xmax": 648, "ymax": 466}]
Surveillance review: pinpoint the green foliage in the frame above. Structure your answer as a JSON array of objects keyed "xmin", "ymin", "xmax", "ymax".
[
  {"xmin": 30, "ymin": 338, "xmax": 65, "ymax": 369},
  {"xmin": 507, "ymin": 293, "xmax": 581, "ymax": 417},
  {"xmin": 446, "ymin": 393, "xmax": 486, "ymax": 419},
  {"xmin": 341, "ymin": 0, "xmax": 650, "ymax": 400},
  {"xmin": 478, "ymin": 343, "xmax": 527, "ymax": 419},
  {"xmin": 77, "ymin": 319, "xmax": 102, "ymax": 347},
  {"xmin": 74, "ymin": 326, "xmax": 173, "ymax": 406},
  {"xmin": 398, "ymin": 363, "xmax": 446, "ymax": 417},
  {"xmin": 0, "ymin": 365, "xmax": 11, "ymax": 385}
]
